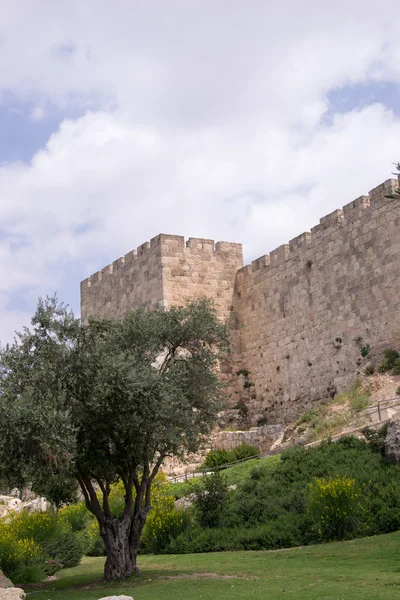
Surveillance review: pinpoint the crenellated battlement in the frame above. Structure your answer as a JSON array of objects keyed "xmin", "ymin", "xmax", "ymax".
[
  {"xmin": 237, "ymin": 178, "xmax": 398, "ymax": 279},
  {"xmin": 81, "ymin": 234, "xmax": 242, "ymax": 290}
]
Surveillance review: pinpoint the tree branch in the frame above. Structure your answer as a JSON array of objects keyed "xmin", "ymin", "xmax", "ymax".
[{"xmin": 96, "ymin": 477, "xmax": 111, "ymax": 518}]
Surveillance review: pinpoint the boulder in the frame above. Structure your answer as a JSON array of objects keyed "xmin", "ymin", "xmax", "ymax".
[
  {"xmin": 385, "ymin": 419, "xmax": 400, "ymax": 462},
  {"xmin": 98, "ymin": 596, "xmax": 133, "ymax": 600},
  {"xmin": 0, "ymin": 588, "xmax": 26, "ymax": 599},
  {"xmin": 0, "ymin": 571, "xmax": 13, "ymax": 588}
]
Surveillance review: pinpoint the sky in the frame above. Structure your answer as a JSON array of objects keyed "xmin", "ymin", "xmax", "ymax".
[{"xmin": 0, "ymin": 0, "xmax": 400, "ymax": 344}]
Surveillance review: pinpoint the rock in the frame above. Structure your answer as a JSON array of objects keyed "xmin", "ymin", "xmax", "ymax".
[
  {"xmin": 175, "ymin": 492, "xmax": 197, "ymax": 510},
  {"xmin": 0, "ymin": 588, "xmax": 26, "ymax": 599},
  {"xmin": 98, "ymin": 596, "xmax": 133, "ymax": 600},
  {"xmin": 0, "ymin": 495, "xmax": 49, "ymax": 520},
  {"xmin": 0, "ymin": 570, "xmax": 13, "ymax": 588},
  {"xmin": 385, "ymin": 419, "xmax": 400, "ymax": 462}
]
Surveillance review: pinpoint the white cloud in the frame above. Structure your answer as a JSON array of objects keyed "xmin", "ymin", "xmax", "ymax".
[{"xmin": 0, "ymin": 1, "xmax": 399, "ymax": 343}]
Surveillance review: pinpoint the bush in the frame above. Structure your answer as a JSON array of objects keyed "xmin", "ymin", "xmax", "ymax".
[
  {"xmin": 0, "ymin": 529, "xmax": 45, "ymax": 584},
  {"xmin": 204, "ymin": 449, "xmax": 232, "ymax": 469},
  {"xmin": 204, "ymin": 442, "xmax": 260, "ymax": 469},
  {"xmin": 85, "ymin": 519, "xmax": 105, "ymax": 557},
  {"xmin": 44, "ymin": 529, "xmax": 85, "ymax": 568},
  {"xmin": 362, "ymin": 424, "xmax": 388, "ymax": 454},
  {"xmin": 58, "ymin": 502, "xmax": 91, "ymax": 533},
  {"xmin": 378, "ymin": 349, "xmax": 400, "ymax": 374},
  {"xmin": 141, "ymin": 472, "xmax": 191, "ymax": 553},
  {"xmin": 350, "ymin": 394, "xmax": 369, "ymax": 411},
  {"xmin": 231, "ymin": 442, "xmax": 260, "ymax": 462},
  {"xmin": 308, "ymin": 475, "xmax": 362, "ymax": 540},
  {"xmin": 195, "ymin": 472, "xmax": 228, "ymax": 528},
  {"xmin": 0, "ymin": 509, "xmax": 85, "ymax": 582}
]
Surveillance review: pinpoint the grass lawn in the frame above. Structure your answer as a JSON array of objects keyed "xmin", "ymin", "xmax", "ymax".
[
  {"xmin": 24, "ymin": 531, "xmax": 400, "ymax": 600},
  {"xmin": 169, "ymin": 453, "xmax": 280, "ymax": 498}
]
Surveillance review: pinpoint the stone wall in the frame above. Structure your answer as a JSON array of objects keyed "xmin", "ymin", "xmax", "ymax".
[
  {"xmin": 81, "ymin": 234, "xmax": 243, "ymax": 324},
  {"xmin": 228, "ymin": 178, "xmax": 400, "ymax": 423},
  {"xmin": 80, "ymin": 177, "xmax": 400, "ymax": 427}
]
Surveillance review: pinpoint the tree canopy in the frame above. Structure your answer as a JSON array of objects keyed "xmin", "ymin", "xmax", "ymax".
[{"xmin": 0, "ymin": 296, "xmax": 228, "ymax": 579}]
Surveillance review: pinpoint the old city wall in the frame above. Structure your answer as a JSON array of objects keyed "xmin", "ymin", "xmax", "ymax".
[
  {"xmin": 229, "ymin": 178, "xmax": 400, "ymax": 424},
  {"xmin": 81, "ymin": 234, "xmax": 243, "ymax": 324},
  {"xmin": 81, "ymin": 236, "xmax": 165, "ymax": 324}
]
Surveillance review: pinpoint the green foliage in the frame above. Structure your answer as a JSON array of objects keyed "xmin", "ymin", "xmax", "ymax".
[
  {"xmin": 360, "ymin": 344, "xmax": 371, "ymax": 357},
  {"xmin": 170, "ymin": 455, "xmax": 280, "ymax": 500},
  {"xmin": 0, "ymin": 296, "xmax": 228, "ymax": 579},
  {"xmin": 0, "ymin": 528, "xmax": 45, "ymax": 584},
  {"xmin": 234, "ymin": 399, "xmax": 249, "ymax": 419},
  {"xmin": 204, "ymin": 449, "xmax": 232, "ymax": 468},
  {"xmin": 45, "ymin": 529, "xmax": 85, "ymax": 569},
  {"xmin": 297, "ymin": 408, "xmax": 319, "ymax": 424},
  {"xmin": 396, "ymin": 386, "xmax": 400, "ymax": 395},
  {"xmin": 85, "ymin": 519, "xmax": 105, "ymax": 557},
  {"xmin": 362, "ymin": 424, "xmax": 388, "ymax": 454},
  {"xmin": 236, "ymin": 369, "xmax": 249, "ymax": 378},
  {"xmin": 349, "ymin": 393, "xmax": 369, "ymax": 411},
  {"xmin": 308, "ymin": 475, "xmax": 362, "ymax": 540},
  {"xmin": 204, "ymin": 442, "xmax": 260, "ymax": 469},
  {"xmin": 58, "ymin": 503, "xmax": 91, "ymax": 533},
  {"xmin": 195, "ymin": 471, "xmax": 228, "ymax": 528},
  {"xmin": 378, "ymin": 349, "xmax": 400, "ymax": 374},
  {"xmin": 0, "ymin": 509, "xmax": 85, "ymax": 583},
  {"xmin": 165, "ymin": 437, "xmax": 400, "ymax": 554},
  {"xmin": 231, "ymin": 442, "xmax": 260, "ymax": 461}
]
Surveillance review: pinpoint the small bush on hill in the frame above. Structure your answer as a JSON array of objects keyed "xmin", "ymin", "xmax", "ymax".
[
  {"xmin": 195, "ymin": 471, "xmax": 228, "ymax": 528},
  {"xmin": 378, "ymin": 349, "xmax": 400, "ymax": 374},
  {"xmin": 308, "ymin": 475, "xmax": 362, "ymax": 540},
  {"xmin": 204, "ymin": 442, "xmax": 260, "ymax": 469}
]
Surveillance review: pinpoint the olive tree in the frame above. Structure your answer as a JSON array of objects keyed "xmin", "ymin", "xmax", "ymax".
[{"xmin": 0, "ymin": 296, "xmax": 228, "ymax": 579}]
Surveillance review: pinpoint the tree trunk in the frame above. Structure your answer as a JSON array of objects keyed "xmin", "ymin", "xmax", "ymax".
[
  {"xmin": 129, "ymin": 509, "xmax": 148, "ymax": 575},
  {"xmin": 100, "ymin": 516, "xmax": 134, "ymax": 580}
]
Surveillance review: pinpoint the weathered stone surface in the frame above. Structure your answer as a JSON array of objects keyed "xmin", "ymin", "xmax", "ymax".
[
  {"xmin": 0, "ymin": 495, "xmax": 49, "ymax": 519},
  {"xmin": 0, "ymin": 570, "xmax": 13, "ymax": 588},
  {"xmin": 81, "ymin": 177, "xmax": 400, "ymax": 425},
  {"xmin": 385, "ymin": 420, "xmax": 400, "ymax": 462},
  {"xmin": 98, "ymin": 596, "xmax": 133, "ymax": 600},
  {"xmin": 213, "ymin": 424, "xmax": 284, "ymax": 453},
  {"xmin": 0, "ymin": 587, "xmax": 26, "ymax": 599}
]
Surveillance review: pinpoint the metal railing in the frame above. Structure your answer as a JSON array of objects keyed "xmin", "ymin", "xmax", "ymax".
[{"xmin": 168, "ymin": 397, "xmax": 400, "ymax": 483}]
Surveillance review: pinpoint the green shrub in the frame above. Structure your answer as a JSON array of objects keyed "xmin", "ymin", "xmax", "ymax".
[
  {"xmin": 44, "ymin": 529, "xmax": 84, "ymax": 568},
  {"xmin": 0, "ymin": 529, "xmax": 46, "ymax": 583},
  {"xmin": 142, "ymin": 507, "xmax": 190, "ymax": 554},
  {"xmin": 204, "ymin": 442, "xmax": 260, "ymax": 469},
  {"xmin": 204, "ymin": 449, "xmax": 232, "ymax": 469},
  {"xmin": 297, "ymin": 408, "xmax": 319, "ymax": 424},
  {"xmin": 362, "ymin": 424, "xmax": 388, "ymax": 454},
  {"xmin": 141, "ymin": 472, "xmax": 191, "ymax": 553},
  {"xmin": 378, "ymin": 349, "xmax": 400, "ymax": 374},
  {"xmin": 195, "ymin": 472, "xmax": 228, "ymax": 528},
  {"xmin": 58, "ymin": 502, "xmax": 90, "ymax": 533},
  {"xmin": 85, "ymin": 519, "xmax": 105, "ymax": 557},
  {"xmin": 396, "ymin": 387, "xmax": 400, "ymax": 396},
  {"xmin": 231, "ymin": 442, "xmax": 260, "ymax": 462},
  {"xmin": 0, "ymin": 509, "xmax": 85, "ymax": 582},
  {"xmin": 308, "ymin": 475, "xmax": 362, "ymax": 541},
  {"xmin": 350, "ymin": 394, "xmax": 369, "ymax": 411}
]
